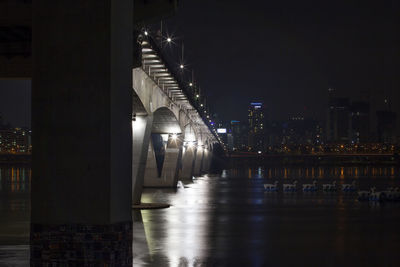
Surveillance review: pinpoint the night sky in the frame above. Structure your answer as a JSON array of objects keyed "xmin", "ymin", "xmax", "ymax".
[
  {"xmin": 0, "ymin": 0, "xmax": 399, "ymax": 130},
  {"xmin": 164, "ymin": 0, "xmax": 400, "ymax": 126},
  {"xmin": 0, "ymin": 80, "xmax": 31, "ymax": 127}
]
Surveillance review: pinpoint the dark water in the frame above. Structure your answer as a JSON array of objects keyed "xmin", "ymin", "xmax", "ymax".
[
  {"xmin": 134, "ymin": 166, "xmax": 400, "ymax": 266},
  {"xmin": 0, "ymin": 167, "xmax": 30, "ymax": 266},
  {"xmin": 1, "ymin": 165, "xmax": 400, "ymax": 266}
]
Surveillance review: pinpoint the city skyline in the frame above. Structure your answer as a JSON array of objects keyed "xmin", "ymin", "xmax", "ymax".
[{"xmin": 164, "ymin": 0, "xmax": 400, "ymax": 124}]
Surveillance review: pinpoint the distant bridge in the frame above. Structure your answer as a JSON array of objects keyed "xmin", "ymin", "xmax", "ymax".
[{"xmin": 132, "ymin": 34, "xmax": 221, "ymax": 204}]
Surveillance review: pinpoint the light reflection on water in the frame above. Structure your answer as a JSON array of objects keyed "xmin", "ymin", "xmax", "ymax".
[
  {"xmin": 231, "ymin": 166, "xmax": 399, "ymax": 181},
  {"xmin": 1, "ymin": 165, "xmax": 400, "ymax": 266},
  {"xmin": 135, "ymin": 166, "xmax": 400, "ymax": 266}
]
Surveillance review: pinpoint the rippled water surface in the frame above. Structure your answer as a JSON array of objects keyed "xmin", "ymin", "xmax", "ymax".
[
  {"xmin": 135, "ymin": 166, "xmax": 400, "ymax": 266},
  {"xmin": 1, "ymin": 166, "xmax": 400, "ymax": 266}
]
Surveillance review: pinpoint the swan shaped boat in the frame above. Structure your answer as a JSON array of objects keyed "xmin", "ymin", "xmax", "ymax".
[
  {"xmin": 369, "ymin": 187, "xmax": 385, "ymax": 202},
  {"xmin": 322, "ymin": 181, "xmax": 337, "ymax": 192},
  {"xmin": 264, "ymin": 181, "xmax": 278, "ymax": 192},
  {"xmin": 342, "ymin": 181, "xmax": 356, "ymax": 192},
  {"xmin": 302, "ymin": 180, "xmax": 317, "ymax": 192},
  {"xmin": 283, "ymin": 181, "xmax": 297, "ymax": 192}
]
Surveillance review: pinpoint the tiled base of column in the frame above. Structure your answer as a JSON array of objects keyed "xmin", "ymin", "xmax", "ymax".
[{"xmin": 30, "ymin": 221, "xmax": 132, "ymax": 266}]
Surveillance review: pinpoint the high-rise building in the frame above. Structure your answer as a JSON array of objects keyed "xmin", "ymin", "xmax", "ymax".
[
  {"xmin": 326, "ymin": 89, "xmax": 350, "ymax": 143},
  {"xmin": 0, "ymin": 127, "xmax": 31, "ymax": 153},
  {"xmin": 350, "ymin": 101, "xmax": 370, "ymax": 143},
  {"xmin": 282, "ymin": 117, "xmax": 323, "ymax": 145},
  {"xmin": 248, "ymin": 102, "xmax": 266, "ymax": 151},
  {"xmin": 376, "ymin": 110, "xmax": 397, "ymax": 144},
  {"xmin": 230, "ymin": 120, "xmax": 242, "ymax": 151}
]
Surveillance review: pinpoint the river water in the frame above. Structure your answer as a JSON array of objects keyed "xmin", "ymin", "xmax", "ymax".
[{"xmin": 1, "ymin": 165, "xmax": 400, "ymax": 266}]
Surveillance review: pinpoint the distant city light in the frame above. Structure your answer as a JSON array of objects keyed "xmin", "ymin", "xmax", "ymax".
[
  {"xmin": 167, "ymin": 37, "xmax": 172, "ymax": 42},
  {"xmin": 144, "ymin": 31, "xmax": 148, "ymax": 36},
  {"xmin": 217, "ymin": 128, "xmax": 227, "ymax": 134},
  {"xmin": 196, "ymin": 94, "xmax": 199, "ymax": 98},
  {"xmin": 180, "ymin": 64, "xmax": 184, "ymax": 69},
  {"xmin": 189, "ymin": 83, "xmax": 193, "ymax": 86}
]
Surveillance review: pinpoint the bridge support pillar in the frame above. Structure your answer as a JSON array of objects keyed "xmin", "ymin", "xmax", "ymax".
[
  {"xmin": 144, "ymin": 135, "xmax": 183, "ymax": 187},
  {"xmin": 193, "ymin": 147, "xmax": 204, "ymax": 176},
  {"xmin": 180, "ymin": 145, "xmax": 196, "ymax": 180},
  {"xmin": 132, "ymin": 115, "xmax": 153, "ymax": 205},
  {"xmin": 202, "ymin": 148, "xmax": 212, "ymax": 173},
  {"xmin": 31, "ymin": 0, "xmax": 133, "ymax": 265}
]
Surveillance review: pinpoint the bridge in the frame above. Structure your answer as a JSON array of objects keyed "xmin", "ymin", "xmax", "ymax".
[
  {"xmin": 132, "ymin": 35, "xmax": 220, "ymax": 204},
  {"xmin": 0, "ymin": 0, "xmax": 224, "ymax": 264}
]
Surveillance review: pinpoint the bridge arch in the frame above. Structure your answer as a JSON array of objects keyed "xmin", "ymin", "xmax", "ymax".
[{"xmin": 142, "ymin": 107, "xmax": 183, "ymax": 187}]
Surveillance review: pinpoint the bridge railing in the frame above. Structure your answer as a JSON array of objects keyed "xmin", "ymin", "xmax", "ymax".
[{"xmin": 138, "ymin": 33, "xmax": 223, "ymax": 146}]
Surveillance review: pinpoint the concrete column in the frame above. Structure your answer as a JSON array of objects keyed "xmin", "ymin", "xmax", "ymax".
[
  {"xmin": 180, "ymin": 145, "xmax": 197, "ymax": 180},
  {"xmin": 142, "ymin": 137, "xmax": 158, "ymax": 186},
  {"xmin": 132, "ymin": 115, "xmax": 153, "ymax": 205},
  {"xmin": 204, "ymin": 144, "xmax": 214, "ymax": 172},
  {"xmin": 143, "ymin": 135, "xmax": 183, "ymax": 187},
  {"xmin": 201, "ymin": 148, "xmax": 210, "ymax": 173},
  {"xmin": 31, "ymin": 0, "xmax": 133, "ymax": 265},
  {"xmin": 206, "ymin": 151, "xmax": 213, "ymax": 172},
  {"xmin": 193, "ymin": 147, "xmax": 204, "ymax": 176}
]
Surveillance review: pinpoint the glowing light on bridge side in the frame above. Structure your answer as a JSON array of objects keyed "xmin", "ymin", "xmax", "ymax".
[
  {"xmin": 131, "ymin": 116, "xmax": 145, "ymax": 130},
  {"xmin": 187, "ymin": 141, "xmax": 194, "ymax": 148}
]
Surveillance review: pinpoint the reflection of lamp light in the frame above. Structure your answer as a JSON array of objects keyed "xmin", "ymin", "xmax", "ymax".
[
  {"xmin": 171, "ymin": 133, "xmax": 178, "ymax": 140},
  {"xmin": 188, "ymin": 141, "xmax": 194, "ymax": 148}
]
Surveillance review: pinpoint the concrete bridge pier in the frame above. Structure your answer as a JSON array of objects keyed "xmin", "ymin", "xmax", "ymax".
[
  {"xmin": 143, "ymin": 133, "xmax": 183, "ymax": 187},
  {"xmin": 193, "ymin": 145, "xmax": 204, "ymax": 176},
  {"xmin": 180, "ymin": 143, "xmax": 197, "ymax": 180},
  {"xmin": 201, "ymin": 145, "xmax": 213, "ymax": 173},
  {"xmin": 132, "ymin": 115, "xmax": 153, "ymax": 205},
  {"xmin": 31, "ymin": 0, "xmax": 133, "ymax": 265}
]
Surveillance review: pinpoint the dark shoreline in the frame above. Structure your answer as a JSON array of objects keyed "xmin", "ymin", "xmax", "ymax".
[{"xmin": 0, "ymin": 154, "xmax": 31, "ymax": 165}]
